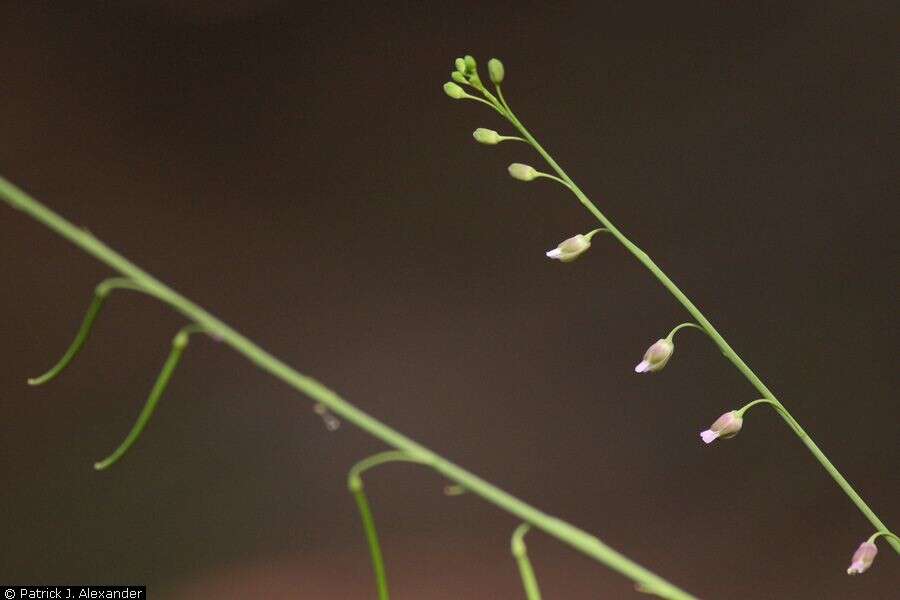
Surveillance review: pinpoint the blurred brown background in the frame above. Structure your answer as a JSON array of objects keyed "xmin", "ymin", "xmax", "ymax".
[{"xmin": 1, "ymin": 2, "xmax": 897, "ymax": 598}]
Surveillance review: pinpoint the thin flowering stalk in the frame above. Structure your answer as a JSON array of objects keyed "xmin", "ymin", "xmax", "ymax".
[
  {"xmin": 450, "ymin": 56, "xmax": 899, "ymax": 556},
  {"xmin": 348, "ymin": 451, "xmax": 429, "ymax": 600},
  {"xmin": 665, "ymin": 322, "xmax": 706, "ymax": 342},
  {"xmin": 511, "ymin": 523, "xmax": 542, "ymax": 600},
  {"xmin": 1, "ymin": 174, "xmax": 699, "ymax": 598}
]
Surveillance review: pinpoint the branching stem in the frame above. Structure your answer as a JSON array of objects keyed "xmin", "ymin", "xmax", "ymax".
[{"xmin": 1, "ymin": 166, "xmax": 694, "ymax": 597}]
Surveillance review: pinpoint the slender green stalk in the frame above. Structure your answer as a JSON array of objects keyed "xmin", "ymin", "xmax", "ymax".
[
  {"xmin": 347, "ymin": 451, "xmax": 429, "ymax": 600},
  {"xmin": 511, "ymin": 523, "xmax": 542, "ymax": 600},
  {"xmin": 0, "ymin": 175, "xmax": 699, "ymax": 599},
  {"xmin": 483, "ymin": 76, "xmax": 898, "ymax": 555},
  {"xmin": 351, "ymin": 487, "xmax": 388, "ymax": 599},
  {"xmin": 868, "ymin": 531, "xmax": 900, "ymax": 545},
  {"xmin": 94, "ymin": 323, "xmax": 207, "ymax": 470},
  {"xmin": 664, "ymin": 322, "xmax": 705, "ymax": 342},
  {"xmin": 28, "ymin": 277, "xmax": 147, "ymax": 385}
]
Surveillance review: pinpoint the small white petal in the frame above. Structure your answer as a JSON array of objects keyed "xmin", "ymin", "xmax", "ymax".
[
  {"xmin": 634, "ymin": 360, "xmax": 650, "ymax": 373},
  {"xmin": 847, "ymin": 561, "xmax": 864, "ymax": 575},
  {"xmin": 546, "ymin": 248, "xmax": 562, "ymax": 259},
  {"xmin": 700, "ymin": 430, "xmax": 719, "ymax": 444}
]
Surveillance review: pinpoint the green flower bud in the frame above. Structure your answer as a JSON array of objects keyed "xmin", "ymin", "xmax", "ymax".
[
  {"xmin": 451, "ymin": 71, "xmax": 467, "ymax": 84},
  {"xmin": 473, "ymin": 128, "xmax": 501, "ymax": 145},
  {"xmin": 454, "ymin": 57, "xmax": 467, "ymax": 74},
  {"xmin": 508, "ymin": 163, "xmax": 538, "ymax": 181},
  {"xmin": 488, "ymin": 58, "xmax": 505, "ymax": 84},
  {"xmin": 443, "ymin": 82, "xmax": 466, "ymax": 99},
  {"xmin": 464, "ymin": 55, "xmax": 477, "ymax": 74}
]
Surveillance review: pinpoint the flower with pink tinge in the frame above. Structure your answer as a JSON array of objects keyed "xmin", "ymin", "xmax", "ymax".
[
  {"xmin": 634, "ymin": 339, "xmax": 674, "ymax": 373},
  {"xmin": 546, "ymin": 234, "xmax": 591, "ymax": 262},
  {"xmin": 700, "ymin": 411, "xmax": 743, "ymax": 444},
  {"xmin": 846, "ymin": 541, "xmax": 877, "ymax": 575}
]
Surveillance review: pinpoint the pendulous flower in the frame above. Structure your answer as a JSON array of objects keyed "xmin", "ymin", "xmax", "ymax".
[
  {"xmin": 546, "ymin": 234, "xmax": 591, "ymax": 262},
  {"xmin": 846, "ymin": 541, "xmax": 877, "ymax": 575},
  {"xmin": 700, "ymin": 411, "xmax": 743, "ymax": 444},
  {"xmin": 634, "ymin": 339, "xmax": 674, "ymax": 373}
]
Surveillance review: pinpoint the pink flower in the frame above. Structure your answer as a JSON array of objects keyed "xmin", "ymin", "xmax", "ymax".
[
  {"xmin": 700, "ymin": 411, "xmax": 743, "ymax": 444},
  {"xmin": 634, "ymin": 339, "xmax": 674, "ymax": 373},
  {"xmin": 846, "ymin": 541, "xmax": 877, "ymax": 575}
]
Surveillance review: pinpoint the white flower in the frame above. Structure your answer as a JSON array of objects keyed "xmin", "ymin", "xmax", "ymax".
[
  {"xmin": 546, "ymin": 234, "xmax": 591, "ymax": 262},
  {"xmin": 700, "ymin": 411, "xmax": 743, "ymax": 444},
  {"xmin": 846, "ymin": 541, "xmax": 877, "ymax": 575},
  {"xmin": 634, "ymin": 339, "xmax": 674, "ymax": 373}
]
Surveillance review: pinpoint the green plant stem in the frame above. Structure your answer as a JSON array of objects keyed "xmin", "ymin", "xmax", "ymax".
[
  {"xmin": 347, "ymin": 451, "xmax": 428, "ymax": 600},
  {"xmin": 664, "ymin": 322, "xmax": 705, "ymax": 342},
  {"xmin": 497, "ymin": 100, "xmax": 899, "ymax": 555},
  {"xmin": 0, "ymin": 176, "xmax": 699, "ymax": 600},
  {"xmin": 28, "ymin": 277, "xmax": 147, "ymax": 385},
  {"xmin": 351, "ymin": 487, "xmax": 388, "ymax": 599},
  {"xmin": 867, "ymin": 531, "xmax": 899, "ymax": 545},
  {"xmin": 94, "ymin": 323, "xmax": 207, "ymax": 470},
  {"xmin": 511, "ymin": 523, "xmax": 542, "ymax": 600}
]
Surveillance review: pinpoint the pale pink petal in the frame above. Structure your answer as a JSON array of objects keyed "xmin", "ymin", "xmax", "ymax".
[
  {"xmin": 546, "ymin": 248, "xmax": 562, "ymax": 259},
  {"xmin": 847, "ymin": 561, "xmax": 865, "ymax": 575},
  {"xmin": 634, "ymin": 360, "xmax": 650, "ymax": 373},
  {"xmin": 700, "ymin": 430, "xmax": 719, "ymax": 444}
]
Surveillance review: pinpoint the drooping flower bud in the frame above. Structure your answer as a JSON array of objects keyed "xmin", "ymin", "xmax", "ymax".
[
  {"xmin": 464, "ymin": 54, "xmax": 477, "ymax": 74},
  {"xmin": 451, "ymin": 71, "xmax": 467, "ymax": 84},
  {"xmin": 700, "ymin": 411, "xmax": 743, "ymax": 444},
  {"xmin": 846, "ymin": 541, "xmax": 877, "ymax": 575},
  {"xmin": 634, "ymin": 339, "xmax": 674, "ymax": 373},
  {"xmin": 443, "ymin": 82, "xmax": 466, "ymax": 99},
  {"xmin": 473, "ymin": 128, "xmax": 501, "ymax": 145},
  {"xmin": 508, "ymin": 163, "xmax": 538, "ymax": 181},
  {"xmin": 488, "ymin": 58, "xmax": 505, "ymax": 84},
  {"xmin": 546, "ymin": 234, "xmax": 591, "ymax": 262},
  {"xmin": 454, "ymin": 57, "xmax": 467, "ymax": 74}
]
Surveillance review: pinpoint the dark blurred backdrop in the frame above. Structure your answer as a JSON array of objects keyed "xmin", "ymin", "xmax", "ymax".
[{"xmin": 1, "ymin": 2, "xmax": 897, "ymax": 598}]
